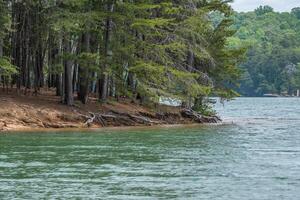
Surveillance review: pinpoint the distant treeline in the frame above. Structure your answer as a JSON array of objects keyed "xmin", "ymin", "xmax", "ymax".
[{"xmin": 228, "ymin": 6, "xmax": 300, "ymax": 96}]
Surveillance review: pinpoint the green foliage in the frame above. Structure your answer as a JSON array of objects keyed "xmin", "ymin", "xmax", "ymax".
[
  {"xmin": 255, "ymin": 5, "xmax": 274, "ymax": 16},
  {"xmin": 228, "ymin": 7, "xmax": 300, "ymax": 96},
  {"xmin": 0, "ymin": 0, "xmax": 10, "ymax": 39},
  {"xmin": 122, "ymin": 0, "xmax": 243, "ymax": 104},
  {"xmin": 0, "ymin": 57, "xmax": 18, "ymax": 77},
  {"xmin": 292, "ymin": 7, "xmax": 300, "ymax": 19},
  {"xmin": 193, "ymin": 103, "xmax": 216, "ymax": 117},
  {"xmin": 0, "ymin": 0, "xmax": 243, "ymax": 112}
]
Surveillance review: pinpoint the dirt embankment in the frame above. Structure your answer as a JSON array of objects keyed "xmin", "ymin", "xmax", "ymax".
[{"xmin": 0, "ymin": 90, "xmax": 220, "ymax": 132}]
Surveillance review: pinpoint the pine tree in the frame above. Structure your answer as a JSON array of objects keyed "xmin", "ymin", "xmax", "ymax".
[{"xmin": 0, "ymin": 0, "xmax": 244, "ymax": 113}]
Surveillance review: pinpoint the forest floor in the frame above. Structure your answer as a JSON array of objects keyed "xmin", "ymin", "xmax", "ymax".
[{"xmin": 0, "ymin": 88, "xmax": 221, "ymax": 132}]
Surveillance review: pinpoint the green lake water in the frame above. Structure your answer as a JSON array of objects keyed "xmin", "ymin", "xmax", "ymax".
[{"xmin": 0, "ymin": 98, "xmax": 300, "ymax": 199}]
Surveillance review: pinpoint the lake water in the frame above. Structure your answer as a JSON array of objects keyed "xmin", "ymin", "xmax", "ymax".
[{"xmin": 0, "ymin": 98, "xmax": 300, "ymax": 199}]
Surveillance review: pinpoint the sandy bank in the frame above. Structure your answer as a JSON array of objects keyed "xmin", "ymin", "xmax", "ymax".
[{"xmin": 0, "ymin": 89, "xmax": 220, "ymax": 132}]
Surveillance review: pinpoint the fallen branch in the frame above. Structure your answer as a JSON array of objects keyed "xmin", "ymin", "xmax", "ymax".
[
  {"xmin": 181, "ymin": 109, "xmax": 221, "ymax": 123},
  {"xmin": 110, "ymin": 110, "xmax": 159, "ymax": 125},
  {"xmin": 84, "ymin": 112, "xmax": 96, "ymax": 127}
]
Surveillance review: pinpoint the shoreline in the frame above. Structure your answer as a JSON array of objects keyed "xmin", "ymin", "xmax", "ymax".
[
  {"xmin": 0, "ymin": 122, "xmax": 227, "ymax": 134},
  {"xmin": 0, "ymin": 91, "xmax": 221, "ymax": 132}
]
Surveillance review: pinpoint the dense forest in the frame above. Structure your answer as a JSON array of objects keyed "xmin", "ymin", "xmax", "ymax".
[
  {"xmin": 229, "ymin": 6, "xmax": 300, "ymax": 96},
  {"xmin": 2, "ymin": 1, "xmax": 300, "ymax": 111},
  {"xmin": 0, "ymin": 0, "xmax": 244, "ymax": 112}
]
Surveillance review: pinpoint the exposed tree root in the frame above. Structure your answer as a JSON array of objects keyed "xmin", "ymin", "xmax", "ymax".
[
  {"xmin": 0, "ymin": 93, "xmax": 222, "ymax": 131},
  {"xmin": 77, "ymin": 109, "xmax": 220, "ymax": 128},
  {"xmin": 181, "ymin": 109, "xmax": 221, "ymax": 124}
]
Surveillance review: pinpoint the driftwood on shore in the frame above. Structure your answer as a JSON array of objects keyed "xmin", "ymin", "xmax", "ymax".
[
  {"xmin": 181, "ymin": 109, "xmax": 221, "ymax": 124},
  {"xmin": 0, "ymin": 93, "xmax": 221, "ymax": 131},
  {"xmin": 79, "ymin": 110, "xmax": 161, "ymax": 128},
  {"xmin": 78, "ymin": 108, "xmax": 221, "ymax": 128}
]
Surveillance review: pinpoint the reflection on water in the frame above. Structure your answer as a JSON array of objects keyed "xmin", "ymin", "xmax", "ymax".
[{"xmin": 0, "ymin": 98, "xmax": 300, "ymax": 199}]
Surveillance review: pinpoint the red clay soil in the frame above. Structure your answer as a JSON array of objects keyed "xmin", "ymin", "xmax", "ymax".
[{"xmin": 0, "ymin": 88, "xmax": 208, "ymax": 132}]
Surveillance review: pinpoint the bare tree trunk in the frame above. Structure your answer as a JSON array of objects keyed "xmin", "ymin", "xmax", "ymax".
[
  {"xmin": 13, "ymin": 1, "xmax": 22, "ymax": 92},
  {"xmin": 56, "ymin": 39, "xmax": 63, "ymax": 96},
  {"xmin": 128, "ymin": 73, "xmax": 136, "ymax": 93},
  {"xmin": 0, "ymin": 38, "xmax": 3, "ymax": 90},
  {"xmin": 99, "ymin": 3, "xmax": 114, "ymax": 102},
  {"xmin": 186, "ymin": 47, "xmax": 194, "ymax": 108},
  {"xmin": 63, "ymin": 34, "xmax": 74, "ymax": 106},
  {"xmin": 78, "ymin": 32, "xmax": 91, "ymax": 104},
  {"xmin": 23, "ymin": 14, "xmax": 30, "ymax": 93},
  {"xmin": 0, "ymin": 38, "xmax": 3, "ymax": 57},
  {"xmin": 73, "ymin": 62, "xmax": 78, "ymax": 92},
  {"xmin": 25, "ymin": 54, "xmax": 32, "ymax": 94},
  {"xmin": 91, "ymin": 72, "xmax": 97, "ymax": 93},
  {"xmin": 187, "ymin": 49, "xmax": 194, "ymax": 73},
  {"xmin": 56, "ymin": 73, "xmax": 62, "ymax": 96}
]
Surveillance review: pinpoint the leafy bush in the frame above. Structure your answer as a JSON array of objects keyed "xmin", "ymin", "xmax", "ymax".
[{"xmin": 0, "ymin": 57, "xmax": 18, "ymax": 77}]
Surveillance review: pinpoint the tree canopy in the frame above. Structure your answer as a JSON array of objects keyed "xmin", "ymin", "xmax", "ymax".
[
  {"xmin": 0, "ymin": 0, "xmax": 244, "ymax": 111},
  {"xmin": 229, "ymin": 6, "xmax": 300, "ymax": 96}
]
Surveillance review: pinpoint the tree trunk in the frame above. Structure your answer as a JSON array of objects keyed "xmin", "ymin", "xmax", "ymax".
[
  {"xmin": 78, "ymin": 32, "xmax": 91, "ymax": 104},
  {"xmin": 91, "ymin": 72, "xmax": 97, "ymax": 93},
  {"xmin": 186, "ymin": 47, "xmax": 194, "ymax": 108},
  {"xmin": 63, "ymin": 34, "xmax": 73, "ymax": 106},
  {"xmin": 73, "ymin": 62, "xmax": 78, "ymax": 92},
  {"xmin": 99, "ymin": 3, "xmax": 114, "ymax": 102},
  {"xmin": 23, "ymin": 14, "xmax": 30, "ymax": 92},
  {"xmin": 128, "ymin": 73, "xmax": 136, "ymax": 93},
  {"xmin": 55, "ymin": 37, "xmax": 63, "ymax": 96},
  {"xmin": 0, "ymin": 38, "xmax": 3, "ymax": 89},
  {"xmin": 56, "ymin": 73, "xmax": 63, "ymax": 96},
  {"xmin": 0, "ymin": 38, "xmax": 3, "ymax": 57},
  {"xmin": 187, "ymin": 49, "xmax": 194, "ymax": 73}
]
